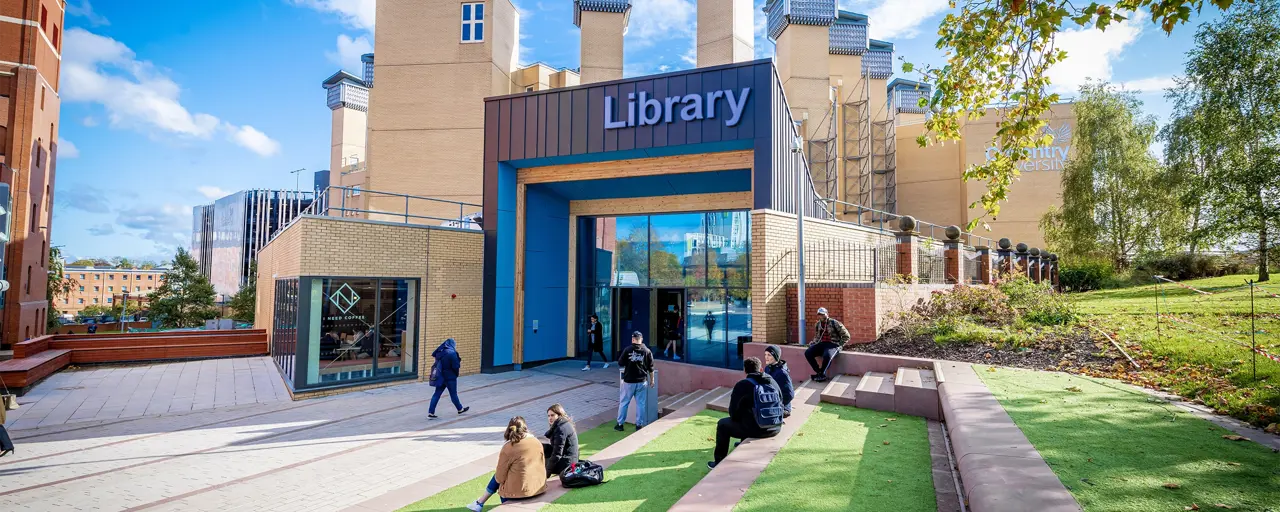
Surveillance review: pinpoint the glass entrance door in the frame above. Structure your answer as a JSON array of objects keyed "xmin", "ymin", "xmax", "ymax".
[{"xmin": 577, "ymin": 287, "xmax": 614, "ymax": 361}]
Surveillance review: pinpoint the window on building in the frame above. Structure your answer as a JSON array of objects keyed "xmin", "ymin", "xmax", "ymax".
[
  {"xmin": 31, "ymin": 203, "xmax": 38, "ymax": 232},
  {"xmin": 148, "ymin": 275, "xmax": 153, "ymax": 280},
  {"xmin": 108, "ymin": 286, "xmax": 113, "ymax": 292},
  {"xmin": 109, "ymin": 275, "xmax": 114, "ymax": 280},
  {"xmin": 63, "ymin": 299, "xmax": 68, "ymax": 304},
  {"xmin": 95, "ymin": 274, "xmax": 100, "ymax": 280},
  {"xmin": 78, "ymin": 286, "xmax": 83, "ymax": 292},
  {"xmin": 41, "ymin": 87, "xmax": 45, "ymax": 110},
  {"xmin": 78, "ymin": 298, "xmax": 84, "ymax": 304},
  {"xmin": 526, "ymin": 86, "xmax": 534, "ymax": 92},
  {"xmin": 79, "ymin": 274, "xmax": 85, "ymax": 279},
  {"xmin": 136, "ymin": 286, "xmax": 141, "ymax": 291},
  {"xmin": 107, "ymin": 298, "xmax": 113, "ymax": 303},
  {"xmin": 94, "ymin": 286, "xmax": 99, "ymax": 292},
  {"xmin": 40, "ymin": 5, "xmax": 47, "ymax": 32},
  {"xmin": 351, "ymin": 185, "xmax": 361, "ymax": 196},
  {"xmin": 147, "ymin": 286, "xmax": 153, "ymax": 290},
  {"xmin": 52, "ymin": 24, "xmax": 59, "ymax": 50},
  {"xmin": 461, "ymin": 3, "xmax": 484, "ymax": 42},
  {"xmin": 25, "ymin": 266, "xmax": 31, "ymax": 294},
  {"xmin": 93, "ymin": 299, "xmax": 99, "ymax": 304}
]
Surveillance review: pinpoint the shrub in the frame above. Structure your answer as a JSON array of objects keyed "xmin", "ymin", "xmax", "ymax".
[
  {"xmin": 914, "ymin": 284, "xmax": 1016, "ymax": 325},
  {"xmin": 997, "ymin": 274, "xmax": 1078, "ymax": 326},
  {"xmin": 1134, "ymin": 252, "xmax": 1233, "ymax": 281},
  {"xmin": 1058, "ymin": 259, "xmax": 1115, "ymax": 292}
]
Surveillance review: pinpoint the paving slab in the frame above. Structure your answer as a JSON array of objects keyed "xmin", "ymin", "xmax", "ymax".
[
  {"xmin": 819, "ymin": 374, "xmax": 859, "ymax": 407},
  {"xmin": 853, "ymin": 371, "xmax": 896, "ymax": 412}
]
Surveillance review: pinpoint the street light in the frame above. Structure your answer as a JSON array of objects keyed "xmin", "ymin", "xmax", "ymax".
[{"xmin": 792, "ymin": 120, "xmax": 807, "ymax": 347}]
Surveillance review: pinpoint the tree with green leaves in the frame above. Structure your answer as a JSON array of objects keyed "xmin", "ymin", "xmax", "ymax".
[
  {"xmin": 228, "ymin": 262, "xmax": 256, "ymax": 323},
  {"xmin": 1172, "ymin": 0, "xmax": 1280, "ymax": 281},
  {"xmin": 1041, "ymin": 82, "xmax": 1182, "ymax": 268},
  {"xmin": 1161, "ymin": 86, "xmax": 1224, "ymax": 255},
  {"xmin": 909, "ymin": 0, "xmax": 1244, "ymax": 230},
  {"xmin": 150, "ymin": 248, "xmax": 218, "ymax": 328},
  {"xmin": 47, "ymin": 246, "xmax": 78, "ymax": 330}
]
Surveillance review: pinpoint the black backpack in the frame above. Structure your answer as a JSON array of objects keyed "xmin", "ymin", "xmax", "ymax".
[
  {"xmin": 559, "ymin": 460, "xmax": 605, "ymax": 488},
  {"xmin": 752, "ymin": 377, "xmax": 785, "ymax": 429}
]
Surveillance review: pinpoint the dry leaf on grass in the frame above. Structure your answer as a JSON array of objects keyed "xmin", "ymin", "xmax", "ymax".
[
  {"xmin": 879, "ymin": 424, "xmax": 888, "ymax": 428},
  {"xmin": 1222, "ymin": 435, "xmax": 1245, "ymax": 441},
  {"xmin": 1184, "ymin": 504, "xmax": 1199, "ymax": 511},
  {"xmin": 1066, "ymin": 386, "xmax": 1083, "ymax": 393},
  {"xmin": 886, "ymin": 418, "xmax": 897, "ymax": 422},
  {"xmin": 883, "ymin": 441, "xmax": 891, "ymax": 445},
  {"xmin": 1226, "ymin": 462, "xmax": 1241, "ymax": 466},
  {"xmin": 1214, "ymin": 505, "xmax": 1232, "ymax": 509},
  {"xmin": 1164, "ymin": 483, "xmax": 1182, "ymax": 489}
]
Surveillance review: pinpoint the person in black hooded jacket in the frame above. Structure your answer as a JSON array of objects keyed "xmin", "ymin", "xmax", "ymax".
[
  {"xmin": 428, "ymin": 338, "xmax": 470, "ymax": 419},
  {"xmin": 541, "ymin": 404, "xmax": 579, "ymax": 477},
  {"xmin": 763, "ymin": 345, "xmax": 795, "ymax": 417},
  {"xmin": 708, "ymin": 357, "xmax": 782, "ymax": 469}
]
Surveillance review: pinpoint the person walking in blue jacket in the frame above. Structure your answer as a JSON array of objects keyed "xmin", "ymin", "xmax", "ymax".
[
  {"xmin": 429, "ymin": 338, "xmax": 470, "ymax": 419},
  {"xmin": 763, "ymin": 345, "xmax": 795, "ymax": 417}
]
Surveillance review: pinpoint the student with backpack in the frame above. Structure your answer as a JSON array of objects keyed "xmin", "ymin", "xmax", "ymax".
[
  {"xmin": 428, "ymin": 338, "xmax": 470, "ymax": 420},
  {"xmin": 763, "ymin": 345, "xmax": 795, "ymax": 418},
  {"xmin": 708, "ymin": 357, "xmax": 784, "ymax": 469}
]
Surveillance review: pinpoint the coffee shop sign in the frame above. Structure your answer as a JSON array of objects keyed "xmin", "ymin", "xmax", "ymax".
[
  {"xmin": 983, "ymin": 123, "xmax": 1073, "ymax": 171},
  {"xmin": 605, "ymin": 87, "xmax": 751, "ymax": 130}
]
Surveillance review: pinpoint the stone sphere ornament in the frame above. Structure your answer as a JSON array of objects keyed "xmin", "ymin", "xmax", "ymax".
[
  {"xmin": 898, "ymin": 215, "xmax": 917, "ymax": 233},
  {"xmin": 944, "ymin": 225, "xmax": 962, "ymax": 241},
  {"xmin": 1016, "ymin": 243, "xmax": 1028, "ymax": 253},
  {"xmin": 1029, "ymin": 247, "xmax": 1041, "ymax": 257},
  {"xmin": 998, "ymin": 238, "xmax": 1011, "ymax": 250}
]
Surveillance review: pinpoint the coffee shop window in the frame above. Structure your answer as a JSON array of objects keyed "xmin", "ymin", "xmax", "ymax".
[{"xmin": 270, "ymin": 276, "xmax": 419, "ymax": 391}]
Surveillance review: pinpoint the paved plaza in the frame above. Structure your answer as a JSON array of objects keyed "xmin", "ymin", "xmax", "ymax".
[{"xmin": 0, "ymin": 359, "xmax": 621, "ymax": 511}]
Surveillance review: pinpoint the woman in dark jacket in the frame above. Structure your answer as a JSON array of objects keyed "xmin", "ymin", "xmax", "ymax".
[
  {"xmin": 764, "ymin": 345, "xmax": 795, "ymax": 417},
  {"xmin": 582, "ymin": 315, "xmax": 609, "ymax": 371},
  {"xmin": 428, "ymin": 338, "xmax": 469, "ymax": 419},
  {"xmin": 542, "ymin": 403, "xmax": 579, "ymax": 477}
]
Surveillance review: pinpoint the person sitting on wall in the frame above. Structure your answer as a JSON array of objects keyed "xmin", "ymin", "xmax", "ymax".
[
  {"xmin": 707, "ymin": 357, "xmax": 784, "ymax": 469},
  {"xmin": 803, "ymin": 307, "xmax": 850, "ymax": 383},
  {"xmin": 542, "ymin": 404, "xmax": 580, "ymax": 478},
  {"xmin": 763, "ymin": 345, "xmax": 795, "ymax": 418},
  {"xmin": 466, "ymin": 416, "xmax": 547, "ymax": 511}
]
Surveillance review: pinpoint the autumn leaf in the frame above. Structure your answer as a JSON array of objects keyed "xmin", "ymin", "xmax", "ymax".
[
  {"xmin": 1214, "ymin": 505, "xmax": 1232, "ymax": 509},
  {"xmin": 1221, "ymin": 435, "xmax": 1245, "ymax": 441},
  {"xmin": 1066, "ymin": 386, "xmax": 1083, "ymax": 393},
  {"xmin": 1164, "ymin": 482, "xmax": 1181, "ymax": 489},
  {"xmin": 883, "ymin": 441, "xmax": 891, "ymax": 445},
  {"xmin": 1185, "ymin": 505, "xmax": 1199, "ymax": 511},
  {"xmin": 1226, "ymin": 462, "xmax": 1240, "ymax": 466}
]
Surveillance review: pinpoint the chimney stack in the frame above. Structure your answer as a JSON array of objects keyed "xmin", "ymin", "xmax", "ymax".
[
  {"xmin": 697, "ymin": 0, "xmax": 754, "ymax": 67},
  {"xmin": 574, "ymin": 0, "xmax": 631, "ymax": 83}
]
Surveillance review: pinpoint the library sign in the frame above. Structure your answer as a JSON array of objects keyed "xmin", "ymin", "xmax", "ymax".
[{"xmin": 983, "ymin": 123, "xmax": 1073, "ymax": 172}]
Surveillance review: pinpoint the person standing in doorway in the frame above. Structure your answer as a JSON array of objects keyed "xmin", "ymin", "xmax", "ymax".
[
  {"xmin": 583, "ymin": 315, "xmax": 609, "ymax": 371},
  {"xmin": 703, "ymin": 311, "xmax": 716, "ymax": 341},
  {"xmin": 428, "ymin": 338, "xmax": 470, "ymax": 420},
  {"xmin": 803, "ymin": 307, "xmax": 850, "ymax": 383},
  {"xmin": 615, "ymin": 331, "xmax": 654, "ymax": 432}
]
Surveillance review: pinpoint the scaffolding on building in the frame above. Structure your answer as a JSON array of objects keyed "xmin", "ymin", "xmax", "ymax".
[{"xmin": 807, "ymin": 87, "xmax": 840, "ymax": 202}]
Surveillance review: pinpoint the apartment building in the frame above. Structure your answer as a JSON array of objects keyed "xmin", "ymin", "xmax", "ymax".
[{"xmin": 57, "ymin": 266, "xmax": 168, "ymax": 317}]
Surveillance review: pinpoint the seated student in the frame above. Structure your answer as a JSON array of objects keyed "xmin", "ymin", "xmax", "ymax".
[
  {"xmin": 763, "ymin": 346, "xmax": 795, "ymax": 418},
  {"xmin": 542, "ymin": 404, "xmax": 580, "ymax": 477},
  {"xmin": 467, "ymin": 417, "xmax": 547, "ymax": 511},
  {"xmin": 708, "ymin": 357, "xmax": 784, "ymax": 469}
]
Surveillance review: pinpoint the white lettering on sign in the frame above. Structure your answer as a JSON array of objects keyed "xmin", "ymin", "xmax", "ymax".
[
  {"xmin": 983, "ymin": 123, "xmax": 1073, "ymax": 172},
  {"xmin": 605, "ymin": 87, "xmax": 751, "ymax": 130}
]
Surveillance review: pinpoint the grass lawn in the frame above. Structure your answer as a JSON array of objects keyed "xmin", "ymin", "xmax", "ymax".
[
  {"xmin": 736, "ymin": 404, "xmax": 935, "ymax": 512},
  {"xmin": 542, "ymin": 410, "xmax": 729, "ymax": 512},
  {"xmin": 978, "ymin": 366, "xmax": 1280, "ymax": 511},
  {"xmin": 397, "ymin": 420, "xmax": 636, "ymax": 512},
  {"xmin": 1072, "ymin": 274, "xmax": 1280, "ymax": 426}
]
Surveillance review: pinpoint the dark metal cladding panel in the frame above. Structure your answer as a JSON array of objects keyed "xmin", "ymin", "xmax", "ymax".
[
  {"xmin": 702, "ymin": 70, "xmax": 722, "ymax": 144},
  {"xmin": 603, "ymin": 84, "xmax": 620, "ymax": 153},
  {"xmin": 652, "ymin": 79, "xmax": 668, "ymax": 148},
  {"xmin": 571, "ymin": 89, "xmax": 588, "ymax": 155},
  {"xmin": 736, "ymin": 65, "xmax": 757, "ymax": 140},
  {"xmin": 666, "ymin": 74, "xmax": 687, "ymax": 146},
  {"xmin": 753, "ymin": 63, "xmax": 772, "ymax": 140},
  {"xmin": 588, "ymin": 87, "xmax": 605, "ymax": 153},
  {"xmin": 684, "ymin": 73, "xmax": 703, "ymax": 145},
  {"xmin": 525, "ymin": 96, "xmax": 539, "ymax": 159},
  {"xmin": 498, "ymin": 100, "xmax": 512, "ymax": 162},
  {"xmin": 617, "ymin": 82, "xmax": 636, "ymax": 151},
  {"xmin": 509, "ymin": 98, "xmax": 526, "ymax": 161},
  {"xmin": 721, "ymin": 69, "xmax": 738, "ymax": 141},
  {"xmin": 484, "ymin": 101, "xmax": 500, "ymax": 163},
  {"xmin": 559, "ymin": 91, "xmax": 574, "ymax": 157},
  {"xmin": 544, "ymin": 94, "xmax": 559, "ymax": 158},
  {"xmin": 536, "ymin": 94, "xmax": 548, "ymax": 158},
  {"xmin": 481, "ymin": 227, "xmax": 497, "ymax": 368},
  {"xmin": 635, "ymin": 80, "xmax": 654, "ymax": 149}
]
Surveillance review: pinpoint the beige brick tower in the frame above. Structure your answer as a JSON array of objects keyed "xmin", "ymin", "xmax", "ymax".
[
  {"xmin": 574, "ymin": 0, "xmax": 630, "ymax": 84},
  {"xmin": 322, "ymin": 71, "xmax": 370, "ymax": 212},
  {"xmin": 766, "ymin": 1, "xmax": 837, "ymax": 200},
  {"xmin": 696, "ymin": 0, "xmax": 754, "ymax": 67},
  {"xmin": 366, "ymin": 0, "xmax": 521, "ymax": 220}
]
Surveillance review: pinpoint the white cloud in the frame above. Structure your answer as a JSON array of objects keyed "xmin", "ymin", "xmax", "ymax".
[
  {"xmin": 197, "ymin": 186, "xmax": 230, "ymax": 200},
  {"xmin": 326, "ymin": 34, "xmax": 373, "ymax": 74},
  {"xmin": 226, "ymin": 124, "xmax": 281, "ymax": 157},
  {"xmin": 627, "ymin": 0, "xmax": 696, "ymax": 47},
  {"xmin": 67, "ymin": 0, "xmax": 109, "ymax": 27},
  {"xmin": 1120, "ymin": 76, "xmax": 1177, "ymax": 94},
  {"xmin": 61, "ymin": 28, "xmax": 279, "ymax": 157},
  {"xmin": 59, "ymin": 139, "xmax": 80, "ymax": 159},
  {"xmin": 289, "ymin": 0, "xmax": 376, "ymax": 32},
  {"xmin": 754, "ymin": 0, "xmax": 771, "ymax": 59},
  {"xmin": 852, "ymin": 0, "xmax": 950, "ymax": 40},
  {"xmin": 116, "ymin": 203, "xmax": 191, "ymax": 247},
  {"xmin": 87, "ymin": 224, "xmax": 115, "ymax": 236},
  {"xmin": 1048, "ymin": 13, "xmax": 1145, "ymax": 93},
  {"xmin": 82, "ymin": 116, "xmax": 99, "ymax": 127}
]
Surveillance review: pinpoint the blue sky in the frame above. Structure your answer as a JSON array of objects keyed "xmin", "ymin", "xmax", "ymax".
[{"xmin": 53, "ymin": 0, "xmax": 1214, "ymax": 263}]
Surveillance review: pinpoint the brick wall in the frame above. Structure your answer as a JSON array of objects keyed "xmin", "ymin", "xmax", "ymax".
[
  {"xmin": 254, "ymin": 215, "xmax": 485, "ymax": 381},
  {"xmin": 750, "ymin": 209, "xmax": 894, "ymax": 344}
]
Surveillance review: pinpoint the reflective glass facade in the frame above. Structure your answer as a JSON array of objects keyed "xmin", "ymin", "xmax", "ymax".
[{"xmin": 576, "ymin": 211, "xmax": 751, "ymax": 369}]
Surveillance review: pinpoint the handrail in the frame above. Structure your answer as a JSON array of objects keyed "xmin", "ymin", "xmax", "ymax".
[
  {"xmin": 821, "ymin": 197, "xmax": 997, "ymax": 249},
  {"xmin": 266, "ymin": 185, "xmax": 483, "ymax": 244}
]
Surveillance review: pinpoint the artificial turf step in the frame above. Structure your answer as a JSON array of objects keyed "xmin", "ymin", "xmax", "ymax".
[
  {"xmin": 395, "ymin": 419, "xmax": 636, "ymax": 512},
  {"xmin": 735, "ymin": 403, "xmax": 937, "ymax": 512},
  {"xmin": 538, "ymin": 410, "xmax": 730, "ymax": 512}
]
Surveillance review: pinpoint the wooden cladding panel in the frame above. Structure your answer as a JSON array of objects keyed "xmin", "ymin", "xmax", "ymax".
[
  {"xmin": 569, "ymin": 191, "xmax": 753, "ymax": 217},
  {"xmin": 516, "ymin": 150, "xmax": 753, "ymax": 185}
]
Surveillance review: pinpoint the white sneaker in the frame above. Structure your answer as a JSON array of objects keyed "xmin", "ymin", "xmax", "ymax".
[
  {"xmin": 603, "ymin": 363, "xmax": 610, "ymax": 369},
  {"xmin": 582, "ymin": 365, "xmax": 591, "ymax": 371},
  {"xmin": 466, "ymin": 502, "xmax": 483, "ymax": 512}
]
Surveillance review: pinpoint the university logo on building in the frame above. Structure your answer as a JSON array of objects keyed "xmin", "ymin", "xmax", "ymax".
[{"xmin": 983, "ymin": 123, "xmax": 1073, "ymax": 172}]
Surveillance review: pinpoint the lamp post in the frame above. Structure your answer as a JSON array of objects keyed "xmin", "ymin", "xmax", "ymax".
[
  {"xmin": 119, "ymin": 288, "xmax": 129, "ymax": 333},
  {"xmin": 793, "ymin": 121, "xmax": 807, "ymax": 347}
]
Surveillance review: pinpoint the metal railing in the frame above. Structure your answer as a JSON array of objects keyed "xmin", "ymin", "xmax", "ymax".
[
  {"xmin": 268, "ymin": 186, "xmax": 482, "ymax": 243},
  {"xmin": 820, "ymin": 198, "xmax": 998, "ymax": 249},
  {"xmin": 964, "ymin": 249, "xmax": 982, "ymax": 284},
  {"xmin": 917, "ymin": 242, "xmax": 946, "ymax": 284}
]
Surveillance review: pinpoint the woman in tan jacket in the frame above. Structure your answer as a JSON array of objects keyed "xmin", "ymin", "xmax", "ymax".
[{"xmin": 466, "ymin": 416, "xmax": 547, "ymax": 511}]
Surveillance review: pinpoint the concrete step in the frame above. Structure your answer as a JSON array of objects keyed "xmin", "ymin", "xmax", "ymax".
[
  {"xmin": 819, "ymin": 374, "xmax": 860, "ymax": 407},
  {"xmin": 662, "ymin": 389, "xmax": 714, "ymax": 415},
  {"xmin": 854, "ymin": 371, "xmax": 896, "ymax": 412},
  {"xmin": 659, "ymin": 392, "xmax": 689, "ymax": 414},
  {"xmin": 894, "ymin": 367, "xmax": 941, "ymax": 420},
  {"xmin": 704, "ymin": 386, "xmax": 733, "ymax": 413}
]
